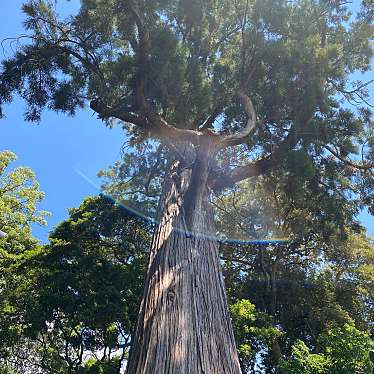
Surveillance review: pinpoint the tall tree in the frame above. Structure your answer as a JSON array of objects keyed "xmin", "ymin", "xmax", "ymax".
[
  {"xmin": 1, "ymin": 1, "xmax": 373, "ymax": 372},
  {"xmin": 0, "ymin": 150, "xmax": 47, "ymax": 371}
]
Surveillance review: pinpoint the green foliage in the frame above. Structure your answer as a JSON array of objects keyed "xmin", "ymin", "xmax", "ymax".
[
  {"xmin": 223, "ymin": 230, "xmax": 374, "ymax": 372},
  {"xmin": 278, "ymin": 340, "xmax": 330, "ymax": 374},
  {"xmin": 230, "ymin": 299, "xmax": 256, "ymax": 362},
  {"xmin": 1, "ymin": 184, "xmax": 373, "ymax": 373},
  {"xmin": 279, "ymin": 324, "xmax": 373, "ymax": 374},
  {"xmin": 229, "ymin": 299, "xmax": 283, "ymax": 372},
  {"xmin": 0, "ymin": 2, "xmax": 372, "ymax": 232},
  {"xmin": 219, "ymin": 176, "xmax": 374, "ymax": 371},
  {"xmin": 0, "ymin": 366, "xmax": 16, "ymax": 374},
  {"xmin": 0, "ymin": 195, "xmax": 151, "ymax": 373},
  {"xmin": 0, "ymin": 150, "xmax": 48, "ymax": 254},
  {"xmin": 98, "ymin": 142, "xmax": 168, "ymax": 218},
  {"xmin": 319, "ymin": 324, "xmax": 373, "ymax": 374},
  {"xmin": 0, "ymin": 150, "xmax": 47, "ymax": 372},
  {"xmin": 81, "ymin": 357, "xmax": 121, "ymax": 374},
  {"xmin": 0, "ymin": 1, "xmax": 373, "ymax": 373},
  {"xmin": 1, "ymin": 0, "xmax": 373, "ymax": 137}
]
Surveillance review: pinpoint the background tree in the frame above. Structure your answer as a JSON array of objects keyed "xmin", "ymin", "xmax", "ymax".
[
  {"xmin": 0, "ymin": 149, "xmax": 48, "ymax": 364},
  {"xmin": 0, "ymin": 175, "xmax": 372, "ymax": 372},
  {"xmin": 0, "ymin": 150, "xmax": 47, "ymax": 254},
  {"xmin": 278, "ymin": 324, "xmax": 373, "ymax": 374},
  {"xmin": 213, "ymin": 174, "xmax": 373, "ymax": 371},
  {"xmin": 1, "ymin": 1, "xmax": 374, "ymax": 372},
  {"xmin": 0, "ymin": 195, "xmax": 151, "ymax": 373}
]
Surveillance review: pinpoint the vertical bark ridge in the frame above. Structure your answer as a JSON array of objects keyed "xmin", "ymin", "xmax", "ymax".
[{"xmin": 126, "ymin": 157, "xmax": 242, "ymax": 374}]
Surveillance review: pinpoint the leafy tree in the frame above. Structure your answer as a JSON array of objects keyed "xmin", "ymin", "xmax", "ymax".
[
  {"xmin": 0, "ymin": 366, "xmax": 16, "ymax": 374},
  {"xmin": 81, "ymin": 357, "xmax": 122, "ymax": 374},
  {"xmin": 0, "ymin": 195, "xmax": 151, "ymax": 373},
  {"xmin": 278, "ymin": 340, "xmax": 330, "ymax": 374},
  {"xmin": 218, "ymin": 177, "xmax": 374, "ymax": 371},
  {"xmin": 0, "ymin": 150, "xmax": 47, "ymax": 362},
  {"xmin": 319, "ymin": 323, "xmax": 373, "ymax": 373},
  {"xmin": 1, "ymin": 1, "xmax": 374, "ymax": 372},
  {"xmin": 278, "ymin": 324, "xmax": 373, "ymax": 374},
  {"xmin": 229, "ymin": 299, "xmax": 283, "ymax": 373},
  {"xmin": 0, "ymin": 150, "xmax": 48, "ymax": 254}
]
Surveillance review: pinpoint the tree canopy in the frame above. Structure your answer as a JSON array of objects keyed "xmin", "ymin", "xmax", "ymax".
[
  {"xmin": 0, "ymin": 188, "xmax": 373, "ymax": 373},
  {"xmin": 1, "ymin": 0, "xmax": 373, "ymax": 209},
  {"xmin": 0, "ymin": 150, "xmax": 47, "ymax": 254},
  {"xmin": 0, "ymin": 193, "xmax": 151, "ymax": 373}
]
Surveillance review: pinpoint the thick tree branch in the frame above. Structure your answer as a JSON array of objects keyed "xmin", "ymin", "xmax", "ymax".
[
  {"xmin": 144, "ymin": 109, "xmax": 203, "ymax": 144},
  {"xmin": 211, "ymin": 124, "xmax": 301, "ymax": 190},
  {"xmin": 90, "ymin": 99, "xmax": 147, "ymax": 127},
  {"xmin": 218, "ymin": 89, "xmax": 257, "ymax": 148},
  {"xmin": 211, "ymin": 157, "xmax": 272, "ymax": 190},
  {"xmin": 90, "ymin": 98, "xmax": 204, "ymax": 148}
]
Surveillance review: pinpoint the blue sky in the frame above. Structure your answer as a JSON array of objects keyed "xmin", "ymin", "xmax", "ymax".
[
  {"xmin": 0, "ymin": 1, "xmax": 125, "ymax": 241},
  {"xmin": 0, "ymin": 1, "xmax": 373, "ymax": 241}
]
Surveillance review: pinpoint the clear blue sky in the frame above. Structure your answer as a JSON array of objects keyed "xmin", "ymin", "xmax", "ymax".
[
  {"xmin": 0, "ymin": 1, "xmax": 373, "ymax": 241},
  {"xmin": 0, "ymin": 1, "xmax": 125, "ymax": 241}
]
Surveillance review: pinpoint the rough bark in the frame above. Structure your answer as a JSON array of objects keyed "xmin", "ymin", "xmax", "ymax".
[{"xmin": 126, "ymin": 140, "xmax": 242, "ymax": 374}]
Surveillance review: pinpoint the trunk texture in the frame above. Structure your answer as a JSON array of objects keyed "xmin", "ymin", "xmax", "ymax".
[{"xmin": 126, "ymin": 142, "xmax": 242, "ymax": 373}]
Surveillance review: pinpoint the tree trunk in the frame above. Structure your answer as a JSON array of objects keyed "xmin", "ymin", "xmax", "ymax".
[{"xmin": 126, "ymin": 140, "xmax": 242, "ymax": 374}]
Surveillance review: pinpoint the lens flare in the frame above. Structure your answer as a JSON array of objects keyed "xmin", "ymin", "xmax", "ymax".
[{"xmin": 74, "ymin": 168, "xmax": 289, "ymax": 247}]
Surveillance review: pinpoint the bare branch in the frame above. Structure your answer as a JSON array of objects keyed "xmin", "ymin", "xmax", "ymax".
[
  {"xmin": 90, "ymin": 98, "xmax": 147, "ymax": 127},
  {"xmin": 322, "ymin": 144, "xmax": 374, "ymax": 170},
  {"xmin": 327, "ymin": 78, "xmax": 374, "ymax": 108}
]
